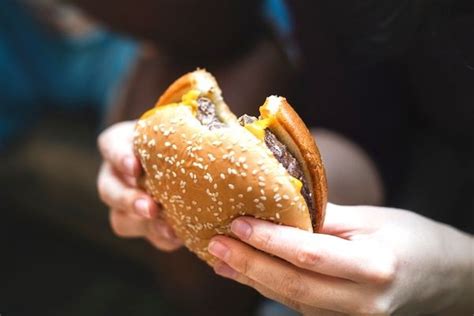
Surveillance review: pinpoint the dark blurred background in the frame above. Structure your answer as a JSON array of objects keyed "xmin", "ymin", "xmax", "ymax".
[{"xmin": 1, "ymin": 0, "xmax": 473, "ymax": 315}]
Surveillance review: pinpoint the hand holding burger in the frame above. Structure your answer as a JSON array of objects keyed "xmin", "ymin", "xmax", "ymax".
[
  {"xmin": 97, "ymin": 121, "xmax": 183, "ymax": 251},
  {"xmin": 208, "ymin": 204, "xmax": 473, "ymax": 315},
  {"xmin": 98, "ymin": 70, "xmax": 473, "ymax": 315}
]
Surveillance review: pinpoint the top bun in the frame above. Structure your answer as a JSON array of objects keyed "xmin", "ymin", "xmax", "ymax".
[{"xmin": 134, "ymin": 70, "xmax": 327, "ymax": 264}]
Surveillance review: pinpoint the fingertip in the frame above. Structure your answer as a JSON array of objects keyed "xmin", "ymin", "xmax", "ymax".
[
  {"xmin": 134, "ymin": 198, "xmax": 152, "ymax": 218},
  {"xmin": 154, "ymin": 221, "xmax": 181, "ymax": 244},
  {"xmin": 231, "ymin": 218, "xmax": 252, "ymax": 240},
  {"xmin": 122, "ymin": 156, "xmax": 140, "ymax": 177}
]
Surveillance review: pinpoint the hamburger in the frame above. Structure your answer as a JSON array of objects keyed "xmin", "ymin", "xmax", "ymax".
[{"xmin": 134, "ymin": 70, "xmax": 327, "ymax": 264}]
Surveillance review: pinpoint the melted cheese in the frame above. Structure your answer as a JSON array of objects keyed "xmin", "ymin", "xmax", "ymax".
[
  {"xmin": 290, "ymin": 176, "xmax": 303, "ymax": 192},
  {"xmin": 244, "ymin": 98, "xmax": 303, "ymax": 192},
  {"xmin": 140, "ymin": 89, "xmax": 201, "ymax": 120},
  {"xmin": 244, "ymin": 117, "xmax": 273, "ymax": 140},
  {"xmin": 243, "ymin": 100, "xmax": 277, "ymax": 140}
]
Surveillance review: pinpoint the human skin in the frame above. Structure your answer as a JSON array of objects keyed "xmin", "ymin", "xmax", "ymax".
[
  {"xmin": 97, "ymin": 122, "xmax": 473, "ymax": 315},
  {"xmin": 96, "ymin": 121, "xmax": 384, "ymax": 249},
  {"xmin": 208, "ymin": 205, "xmax": 474, "ymax": 315}
]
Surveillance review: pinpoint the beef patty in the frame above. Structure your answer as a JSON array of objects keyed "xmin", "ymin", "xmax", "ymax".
[{"xmin": 196, "ymin": 99, "xmax": 316, "ymax": 227}]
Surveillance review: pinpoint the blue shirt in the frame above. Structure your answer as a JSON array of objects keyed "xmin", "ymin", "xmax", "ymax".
[{"xmin": 0, "ymin": 1, "xmax": 137, "ymax": 150}]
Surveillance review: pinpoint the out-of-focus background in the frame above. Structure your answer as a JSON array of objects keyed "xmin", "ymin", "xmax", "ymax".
[{"xmin": 1, "ymin": 0, "xmax": 473, "ymax": 315}]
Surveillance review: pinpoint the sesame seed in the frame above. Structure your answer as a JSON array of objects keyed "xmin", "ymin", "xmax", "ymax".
[
  {"xmin": 147, "ymin": 139, "xmax": 156, "ymax": 147},
  {"xmin": 228, "ymin": 184, "xmax": 235, "ymax": 190},
  {"xmin": 246, "ymin": 186, "xmax": 253, "ymax": 192},
  {"xmin": 207, "ymin": 153, "xmax": 216, "ymax": 161}
]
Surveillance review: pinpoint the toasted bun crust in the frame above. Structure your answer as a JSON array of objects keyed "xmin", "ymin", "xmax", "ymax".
[
  {"xmin": 134, "ymin": 70, "xmax": 326, "ymax": 264},
  {"xmin": 265, "ymin": 96, "xmax": 327, "ymax": 231},
  {"xmin": 157, "ymin": 69, "xmax": 238, "ymax": 124}
]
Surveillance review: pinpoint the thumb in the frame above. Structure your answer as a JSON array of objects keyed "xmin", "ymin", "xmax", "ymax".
[{"xmin": 319, "ymin": 203, "xmax": 369, "ymax": 236}]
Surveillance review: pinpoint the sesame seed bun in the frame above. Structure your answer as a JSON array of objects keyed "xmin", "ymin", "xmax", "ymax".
[{"xmin": 134, "ymin": 70, "xmax": 327, "ymax": 264}]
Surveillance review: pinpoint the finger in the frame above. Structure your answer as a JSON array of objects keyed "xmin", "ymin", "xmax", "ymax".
[
  {"xmin": 214, "ymin": 261, "xmax": 347, "ymax": 316},
  {"xmin": 145, "ymin": 219, "xmax": 183, "ymax": 252},
  {"xmin": 109, "ymin": 209, "xmax": 147, "ymax": 238},
  {"xmin": 98, "ymin": 163, "xmax": 158, "ymax": 218},
  {"xmin": 98, "ymin": 121, "xmax": 141, "ymax": 177},
  {"xmin": 230, "ymin": 216, "xmax": 395, "ymax": 284},
  {"xmin": 213, "ymin": 260, "xmax": 307, "ymax": 313},
  {"xmin": 208, "ymin": 236, "xmax": 363, "ymax": 313},
  {"xmin": 319, "ymin": 203, "xmax": 369, "ymax": 235}
]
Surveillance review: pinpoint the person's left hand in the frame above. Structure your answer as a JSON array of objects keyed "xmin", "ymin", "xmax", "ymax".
[{"xmin": 207, "ymin": 204, "xmax": 473, "ymax": 315}]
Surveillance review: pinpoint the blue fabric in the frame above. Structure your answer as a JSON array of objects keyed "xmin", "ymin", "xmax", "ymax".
[
  {"xmin": 263, "ymin": 0, "xmax": 293, "ymax": 36},
  {"xmin": 0, "ymin": 1, "xmax": 137, "ymax": 150}
]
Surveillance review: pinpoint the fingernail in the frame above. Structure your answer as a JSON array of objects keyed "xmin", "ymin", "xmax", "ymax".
[
  {"xmin": 231, "ymin": 219, "xmax": 252, "ymax": 240},
  {"xmin": 214, "ymin": 261, "xmax": 237, "ymax": 278},
  {"xmin": 134, "ymin": 199, "xmax": 150, "ymax": 218},
  {"xmin": 208, "ymin": 241, "xmax": 230, "ymax": 261},
  {"xmin": 123, "ymin": 156, "xmax": 136, "ymax": 176}
]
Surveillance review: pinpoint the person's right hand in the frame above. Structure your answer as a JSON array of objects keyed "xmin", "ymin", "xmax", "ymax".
[{"xmin": 97, "ymin": 121, "xmax": 183, "ymax": 251}]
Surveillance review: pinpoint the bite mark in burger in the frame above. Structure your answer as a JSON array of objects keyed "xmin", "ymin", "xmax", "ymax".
[{"xmin": 134, "ymin": 70, "xmax": 327, "ymax": 264}]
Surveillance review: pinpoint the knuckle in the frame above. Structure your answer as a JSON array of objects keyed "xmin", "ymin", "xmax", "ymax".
[
  {"xmin": 148, "ymin": 236, "xmax": 180, "ymax": 252},
  {"xmin": 109, "ymin": 212, "xmax": 129, "ymax": 237},
  {"xmin": 119, "ymin": 192, "xmax": 133, "ymax": 211},
  {"xmin": 97, "ymin": 176, "xmax": 109, "ymax": 204},
  {"xmin": 281, "ymin": 272, "xmax": 306, "ymax": 300},
  {"xmin": 295, "ymin": 246, "xmax": 321, "ymax": 267},
  {"xmin": 97, "ymin": 131, "xmax": 113, "ymax": 159},
  {"xmin": 254, "ymin": 229, "xmax": 275, "ymax": 251},
  {"xmin": 355, "ymin": 295, "xmax": 392, "ymax": 315},
  {"xmin": 370, "ymin": 252, "xmax": 397, "ymax": 285},
  {"xmin": 97, "ymin": 132, "xmax": 107, "ymax": 152},
  {"xmin": 238, "ymin": 256, "xmax": 252, "ymax": 276}
]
